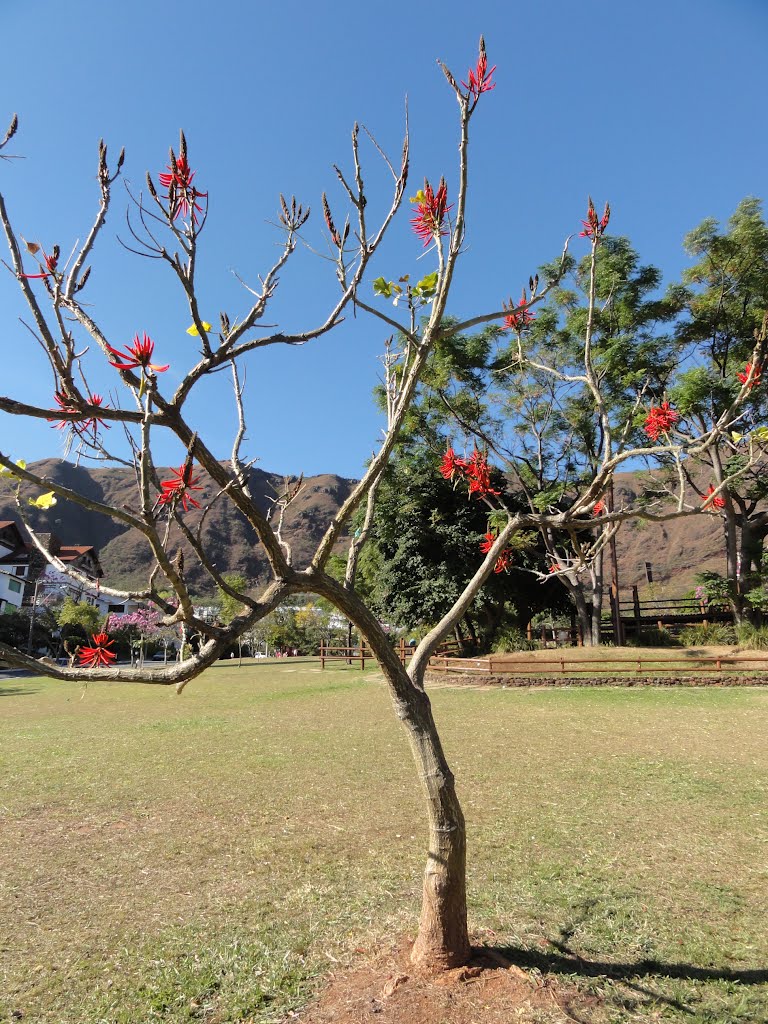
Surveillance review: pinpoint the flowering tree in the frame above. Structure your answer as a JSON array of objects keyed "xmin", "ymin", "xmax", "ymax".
[
  {"xmin": 0, "ymin": 42, "xmax": 765, "ymax": 970},
  {"xmin": 107, "ymin": 608, "xmax": 179, "ymax": 664}
]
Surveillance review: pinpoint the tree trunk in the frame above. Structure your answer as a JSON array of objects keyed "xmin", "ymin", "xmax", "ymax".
[
  {"xmin": 571, "ymin": 586, "xmax": 592, "ymax": 647},
  {"xmin": 590, "ymin": 551, "xmax": 604, "ymax": 646},
  {"xmin": 739, "ymin": 519, "xmax": 768, "ymax": 626},
  {"xmin": 723, "ymin": 513, "xmax": 747, "ymax": 626},
  {"xmin": 402, "ymin": 687, "xmax": 470, "ymax": 970},
  {"xmin": 315, "ymin": 578, "xmax": 471, "ymax": 970}
]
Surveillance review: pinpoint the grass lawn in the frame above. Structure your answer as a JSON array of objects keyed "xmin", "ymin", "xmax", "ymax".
[{"xmin": 1, "ymin": 662, "xmax": 766, "ymax": 1022}]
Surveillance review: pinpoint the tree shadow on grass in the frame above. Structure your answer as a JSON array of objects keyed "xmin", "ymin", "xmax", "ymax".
[
  {"xmin": 0, "ymin": 685, "xmax": 39, "ymax": 696},
  {"xmin": 478, "ymin": 940, "xmax": 768, "ymax": 1018}
]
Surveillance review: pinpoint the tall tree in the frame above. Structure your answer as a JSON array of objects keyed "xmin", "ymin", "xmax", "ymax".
[
  {"xmin": 0, "ymin": 46, "xmax": 764, "ymax": 971},
  {"xmin": 361, "ymin": 443, "xmax": 568, "ymax": 651},
  {"xmin": 669, "ymin": 198, "xmax": 768, "ymax": 624}
]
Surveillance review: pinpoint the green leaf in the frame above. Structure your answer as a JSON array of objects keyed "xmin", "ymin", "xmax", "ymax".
[
  {"xmin": 373, "ymin": 277, "xmax": 393, "ymax": 298},
  {"xmin": 415, "ymin": 271, "xmax": 439, "ymax": 299},
  {"xmin": 486, "ymin": 509, "xmax": 509, "ymax": 534}
]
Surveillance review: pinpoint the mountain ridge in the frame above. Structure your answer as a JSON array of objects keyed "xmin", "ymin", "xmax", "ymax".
[{"xmin": 0, "ymin": 460, "xmax": 729, "ymax": 599}]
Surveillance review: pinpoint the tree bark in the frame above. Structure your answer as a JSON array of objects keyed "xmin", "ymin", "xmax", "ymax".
[
  {"xmin": 402, "ymin": 689, "xmax": 470, "ymax": 970},
  {"xmin": 590, "ymin": 550, "xmax": 604, "ymax": 646},
  {"xmin": 313, "ymin": 576, "xmax": 471, "ymax": 969},
  {"xmin": 570, "ymin": 586, "xmax": 592, "ymax": 647},
  {"xmin": 722, "ymin": 513, "xmax": 747, "ymax": 626}
]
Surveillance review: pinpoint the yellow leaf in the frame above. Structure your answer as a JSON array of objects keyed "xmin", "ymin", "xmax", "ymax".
[
  {"xmin": 731, "ymin": 432, "xmax": 743, "ymax": 443},
  {"xmin": 408, "ymin": 190, "xmax": 425, "ymax": 205},
  {"xmin": 186, "ymin": 322, "xmax": 212, "ymax": 336},
  {"xmin": 28, "ymin": 491, "xmax": 57, "ymax": 509},
  {"xmin": 0, "ymin": 459, "xmax": 26, "ymax": 478}
]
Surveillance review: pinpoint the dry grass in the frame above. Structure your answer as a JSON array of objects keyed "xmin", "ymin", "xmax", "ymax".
[{"xmin": 0, "ymin": 662, "xmax": 766, "ymax": 1022}]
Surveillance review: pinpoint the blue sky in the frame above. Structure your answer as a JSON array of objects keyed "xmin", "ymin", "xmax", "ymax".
[{"xmin": 1, "ymin": 0, "xmax": 767, "ymax": 478}]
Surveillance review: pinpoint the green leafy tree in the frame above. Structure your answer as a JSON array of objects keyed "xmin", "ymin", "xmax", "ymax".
[
  {"xmin": 489, "ymin": 237, "xmax": 680, "ymax": 642},
  {"xmin": 216, "ymin": 573, "xmax": 249, "ymax": 625},
  {"xmin": 669, "ymin": 198, "xmax": 768, "ymax": 624},
  {"xmin": 55, "ymin": 596, "xmax": 101, "ymax": 637},
  {"xmin": 362, "ymin": 445, "xmax": 566, "ymax": 651}
]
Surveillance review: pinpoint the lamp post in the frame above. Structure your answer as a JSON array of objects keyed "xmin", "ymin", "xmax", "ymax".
[{"xmin": 26, "ymin": 575, "xmax": 48, "ymax": 655}]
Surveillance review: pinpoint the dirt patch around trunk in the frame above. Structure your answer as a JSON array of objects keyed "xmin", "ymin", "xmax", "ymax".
[{"xmin": 289, "ymin": 939, "xmax": 605, "ymax": 1024}]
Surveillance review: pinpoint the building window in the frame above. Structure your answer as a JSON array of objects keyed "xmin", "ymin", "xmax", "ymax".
[
  {"xmin": 14, "ymin": 565, "xmax": 25, "ymax": 576},
  {"xmin": 8, "ymin": 579, "xmax": 22, "ymax": 593}
]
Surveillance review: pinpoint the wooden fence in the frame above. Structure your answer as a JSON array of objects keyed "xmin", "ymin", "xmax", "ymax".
[
  {"xmin": 619, "ymin": 590, "xmax": 731, "ymax": 630},
  {"xmin": 319, "ymin": 637, "xmax": 415, "ymax": 670},
  {"xmin": 429, "ymin": 652, "xmax": 768, "ymax": 677}
]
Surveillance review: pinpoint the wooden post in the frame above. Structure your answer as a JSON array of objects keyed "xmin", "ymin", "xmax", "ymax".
[
  {"xmin": 526, "ymin": 621, "xmax": 533, "ymax": 642},
  {"xmin": 632, "ymin": 585, "xmax": 642, "ymax": 638},
  {"xmin": 360, "ymin": 646, "xmax": 365, "ymax": 670},
  {"xmin": 320, "ymin": 639, "xmax": 325, "ymax": 670}
]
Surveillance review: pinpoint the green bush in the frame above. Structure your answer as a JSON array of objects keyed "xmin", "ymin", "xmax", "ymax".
[
  {"xmin": 492, "ymin": 626, "xmax": 537, "ymax": 653},
  {"xmin": 679, "ymin": 623, "xmax": 736, "ymax": 647},
  {"xmin": 627, "ymin": 626, "xmax": 680, "ymax": 647},
  {"xmin": 735, "ymin": 623, "xmax": 768, "ymax": 649}
]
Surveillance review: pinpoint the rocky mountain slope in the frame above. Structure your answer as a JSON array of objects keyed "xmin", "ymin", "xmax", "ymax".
[
  {"xmin": 0, "ymin": 460, "xmax": 730, "ymax": 599},
  {"xmin": 0, "ymin": 459, "xmax": 356, "ymax": 595}
]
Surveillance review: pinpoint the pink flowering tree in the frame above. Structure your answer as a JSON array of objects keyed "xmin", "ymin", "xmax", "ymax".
[
  {"xmin": 0, "ymin": 41, "xmax": 765, "ymax": 969},
  {"xmin": 107, "ymin": 608, "xmax": 179, "ymax": 664}
]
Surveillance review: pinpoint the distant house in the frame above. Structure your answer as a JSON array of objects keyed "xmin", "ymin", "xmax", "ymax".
[
  {"xmin": 0, "ymin": 521, "xmax": 29, "ymax": 612},
  {"xmin": 0, "ymin": 522, "xmax": 138, "ymax": 617}
]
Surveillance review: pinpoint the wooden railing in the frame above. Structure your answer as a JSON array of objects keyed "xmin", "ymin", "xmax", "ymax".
[
  {"xmin": 428, "ymin": 652, "xmax": 768, "ymax": 677},
  {"xmin": 319, "ymin": 637, "xmax": 416, "ymax": 670}
]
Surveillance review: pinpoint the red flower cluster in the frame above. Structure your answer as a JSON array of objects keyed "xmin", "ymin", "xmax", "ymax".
[
  {"xmin": 737, "ymin": 362, "xmax": 762, "ymax": 389},
  {"xmin": 49, "ymin": 391, "xmax": 109, "ymax": 439},
  {"xmin": 479, "ymin": 531, "xmax": 512, "ymax": 574},
  {"xmin": 20, "ymin": 247, "xmax": 58, "ymax": 280},
  {"xmin": 107, "ymin": 333, "xmax": 169, "ymax": 374},
  {"xmin": 461, "ymin": 38, "xmax": 496, "ymax": 99},
  {"xmin": 466, "ymin": 448, "xmax": 500, "ymax": 497},
  {"xmin": 78, "ymin": 632, "xmax": 117, "ymax": 668},
  {"xmin": 702, "ymin": 484, "xmax": 726, "ymax": 510},
  {"xmin": 592, "ymin": 499, "xmax": 605, "ymax": 517},
  {"xmin": 159, "ymin": 154, "xmax": 207, "ymax": 223},
  {"xmin": 158, "ymin": 463, "xmax": 202, "ymax": 512},
  {"xmin": 439, "ymin": 446, "xmax": 501, "ymax": 498},
  {"xmin": 643, "ymin": 401, "xmax": 678, "ymax": 441},
  {"xmin": 502, "ymin": 288, "xmax": 535, "ymax": 332},
  {"xmin": 439, "ymin": 446, "xmax": 467, "ymax": 481},
  {"xmin": 579, "ymin": 197, "xmax": 611, "ymax": 240},
  {"xmin": 411, "ymin": 178, "xmax": 452, "ymax": 247}
]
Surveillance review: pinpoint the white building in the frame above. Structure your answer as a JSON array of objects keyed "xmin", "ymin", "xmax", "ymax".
[
  {"xmin": 0, "ymin": 521, "xmax": 28, "ymax": 612},
  {"xmin": 0, "ymin": 522, "xmax": 139, "ymax": 617}
]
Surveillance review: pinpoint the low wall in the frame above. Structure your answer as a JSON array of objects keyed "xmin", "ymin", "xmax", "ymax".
[{"xmin": 426, "ymin": 670, "xmax": 768, "ymax": 688}]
